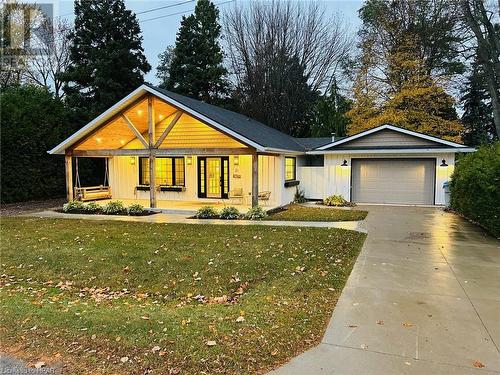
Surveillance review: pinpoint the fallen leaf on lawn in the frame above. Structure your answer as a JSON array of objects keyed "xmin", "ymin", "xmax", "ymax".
[
  {"xmin": 236, "ymin": 316, "xmax": 245, "ymax": 323},
  {"xmin": 122, "ymin": 266, "xmax": 130, "ymax": 273},
  {"xmin": 159, "ymin": 351, "xmax": 167, "ymax": 357},
  {"xmin": 206, "ymin": 340, "xmax": 217, "ymax": 347},
  {"xmin": 34, "ymin": 361, "xmax": 45, "ymax": 369},
  {"xmin": 181, "ymin": 319, "xmax": 191, "ymax": 326},
  {"xmin": 120, "ymin": 356, "xmax": 129, "ymax": 363},
  {"xmin": 402, "ymin": 322, "xmax": 414, "ymax": 328},
  {"xmin": 152, "ymin": 346, "xmax": 161, "ymax": 352},
  {"xmin": 473, "ymin": 360, "xmax": 485, "ymax": 368},
  {"xmin": 91, "ymin": 334, "xmax": 96, "ymax": 340},
  {"xmin": 271, "ymin": 349, "xmax": 278, "ymax": 356},
  {"xmin": 141, "ymin": 316, "xmax": 150, "ymax": 320}
]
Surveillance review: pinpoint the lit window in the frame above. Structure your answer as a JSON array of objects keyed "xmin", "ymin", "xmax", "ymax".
[
  {"xmin": 139, "ymin": 157, "xmax": 185, "ymax": 186},
  {"xmin": 285, "ymin": 157, "xmax": 296, "ymax": 181}
]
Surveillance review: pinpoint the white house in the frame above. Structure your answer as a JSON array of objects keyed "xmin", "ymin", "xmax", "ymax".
[{"xmin": 49, "ymin": 84, "xmax": 474, "ymax": 209}]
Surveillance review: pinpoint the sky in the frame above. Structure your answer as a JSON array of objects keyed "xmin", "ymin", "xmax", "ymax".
[{"xmin": 57, "ymin": 0, "xmax": 363, "ymax": 84}]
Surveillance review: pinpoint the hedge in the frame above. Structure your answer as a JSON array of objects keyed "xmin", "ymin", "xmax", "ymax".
[{"xmin": 450, "ymin": 142, "xmax": 500, "ymax": 237}]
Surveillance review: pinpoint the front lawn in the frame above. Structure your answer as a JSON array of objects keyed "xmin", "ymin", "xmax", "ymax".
[
  {"xmin": 267, "ymin": 204, "xmax": 368, "ymax": 222},
  {"xmin": 0, "ymin": 217, "xmax": 365, "ymax": 374}
]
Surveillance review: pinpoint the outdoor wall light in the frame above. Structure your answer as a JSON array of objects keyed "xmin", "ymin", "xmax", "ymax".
[
  {"xmin": 129, "ymin": 156, "xmax": 135, "ymax": 165},
  {"xmin": 341, "ymin": 159, "xmax": 348, "ymax": 167},
  {"xmin": 186, "ymin": 156, "xmax": 192, "ymax": 165},
  {"xmin": 234, "ymin": 155, "xmax": 240, "ymax": 166},
  {"xmin": 440, "ymin": 159, "xmax": 448, "ymax": 167}
]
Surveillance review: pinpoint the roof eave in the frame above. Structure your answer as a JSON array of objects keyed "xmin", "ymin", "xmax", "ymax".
[{"xmin": 307, "ymin": 147, "xmax": 476, "ymax": 155}]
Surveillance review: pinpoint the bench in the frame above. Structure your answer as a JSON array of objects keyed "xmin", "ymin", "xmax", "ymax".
[{"xmin": 74, "ymin": 186, "xmax": 112, "ymax": 201}]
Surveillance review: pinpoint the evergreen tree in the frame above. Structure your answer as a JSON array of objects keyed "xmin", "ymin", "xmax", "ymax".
[
  {"xmin": 311, "ymin": 80, "xmax": 352, "ymax": 137},
  {"xmin": 62, "ymin": 0, "xmax": 150, "ymax": 118},
  {"xmin": 460, "ymin": 56, "xmax": 498, "ymax": 146},
  {"xmin": 162, "ymin": 0, "xmax": 229, "ymax": 104}
]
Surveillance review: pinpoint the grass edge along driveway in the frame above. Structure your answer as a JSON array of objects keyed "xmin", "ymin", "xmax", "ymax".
[{"xmin": 0, "ymin": 217, "xmax": 366, "ymax": 374}]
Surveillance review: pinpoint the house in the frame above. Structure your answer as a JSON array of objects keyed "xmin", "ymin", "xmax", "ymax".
[{"xmin": 49, "ymin": 84, "xmax": 474, "ymax": 209}]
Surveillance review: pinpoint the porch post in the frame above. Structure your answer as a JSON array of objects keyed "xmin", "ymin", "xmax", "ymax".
[
  {"xmin": 65, "ymin": 150, "xmax": 73, "ymax": 201},
  {"xmin": 149, "ymin": 154, "xmax": 156, "ymax": 208},
  {"xmin": 148, "ymin": 96, "xmax": 157, "ymax": 208},
  {"xmin": 251, "ymin": 153, "xmax": 258, "ymax": 207}
]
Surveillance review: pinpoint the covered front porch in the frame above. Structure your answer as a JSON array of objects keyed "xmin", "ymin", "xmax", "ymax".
[{"xmin": 58, "ymin": 86, "xmax": 293, "ymax": 209}]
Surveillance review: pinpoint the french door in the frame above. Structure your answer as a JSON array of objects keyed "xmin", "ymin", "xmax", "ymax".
[{"xmin": 198, "ymin": 157, "xmax": 229, "ymax": 199}]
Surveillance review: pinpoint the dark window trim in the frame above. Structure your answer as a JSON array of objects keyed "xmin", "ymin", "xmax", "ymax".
[
  {"xmin": 138, "ymin": 156, "xmax": 185, "ymax": 187},
  {"xmin": 197, "ymin": 156, "xmax": 229, "ymax": 199},
  {"xmin": 285, "ymin": 156, "xmax": 297, "ymax": 181}
]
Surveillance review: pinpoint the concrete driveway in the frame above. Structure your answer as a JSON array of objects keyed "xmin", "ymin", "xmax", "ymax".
[{"xmin": 271, "ymin": 206, "xmax": 500, "ymax": 374}]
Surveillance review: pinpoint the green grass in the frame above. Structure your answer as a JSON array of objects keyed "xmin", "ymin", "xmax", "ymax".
[
  {"xmin": 267, "ymin": 204, "xmax": 368, "ymax": 222},
  {"xmin": 0, "ymin": 217, "xmax": 365, "ymax": 374}
]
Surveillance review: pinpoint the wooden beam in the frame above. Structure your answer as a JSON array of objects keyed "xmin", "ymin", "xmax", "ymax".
[
  {"xmin": 154, "ymin": 111, "xmax": 182, "ymax": 148},
  {"xmin": 252, "ymin": 153, "xmax": 258, "ymax": 207},
  {"xmin": 73, "ymin": 149, "xmax": 149, "ymax": 157},
  {"xmin": 65, "ymin": 152, "xmax": 73, "ymax": 201},
  {"xmin": 149, "ymin": 154, "xmax": 156, "ymax": 208},
  {"xmin": 73, "ymin": 147, "xmax": 255, "ymax": 157},
  {"xmin": 148, "ymin": 97, "xmax": 156, "ymax": 208},
  {"xmin": 122, "ymin": 114, "xmax": 148, "ymax": 148}
]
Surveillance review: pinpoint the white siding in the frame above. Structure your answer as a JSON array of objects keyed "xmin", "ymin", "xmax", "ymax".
[
  {"xmin": 298, "ymin": 167, "xmax": 324, "ymax": 199},
  {"xmin": 312, "ymin": 153, "xmax": 455, "ymax": 205}
]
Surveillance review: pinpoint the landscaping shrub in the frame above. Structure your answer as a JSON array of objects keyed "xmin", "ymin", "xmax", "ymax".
[
  {"xmin": 294, "ymin": 188, "xmax": 307, "ymax": 203},
  {"xmin": 127, "ymin": 203, "xmax": 145, "ymax": 216},
  {"xmin": 62, "ymin": 200, "xmax": 85, "ymax": 213},
  {"xmin": 450, "ymin": 143, "xmax": 500, "ymax": 237},
  {"xmin": 194, "ymin": 206, "xmax": 219, "ymax": 219},
  {"xmin": 102, "ymin": 201, "xmax": 126, "ymax": 215},
  {"xmin": 323, "ymin": 194, "xmax": 355, "ymax": 207},
  {"xmin": 84, "ymin": 201, "xmax": 102, "ymax": 214},
  {"xmin": 244, "ymin": 206, "xmax": 267, "ymax": 220},
  {"xmin": 220, "ymin": 206, "xmax": 241, "ymax": 220}
]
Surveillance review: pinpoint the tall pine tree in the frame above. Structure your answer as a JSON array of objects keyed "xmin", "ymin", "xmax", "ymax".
[
  {"xmin": 311, "ymin": 80, "xmax": 352, "ymax": 137},
  {"xmin": 62, "ymin": 0, "xmax": 150, "ymax": 118},
  {"xmin": 161, "ymin": 0, "xmax": 228, "ymax": 104},
  {"xmin": 460, "ymin": 56, "xmax": 498, "ymax": 146}
]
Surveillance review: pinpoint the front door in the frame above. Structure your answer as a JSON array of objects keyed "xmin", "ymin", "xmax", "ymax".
[
  {"xmin": 207, "ymin": 158, "xmax": 221, "ymax": 198},
  {"xmin": 198, "ymin": 157, "xmax": 229, "ymax": 199}
]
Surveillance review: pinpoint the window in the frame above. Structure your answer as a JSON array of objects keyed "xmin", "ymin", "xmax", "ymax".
[
  {"xmin": 285, "ymin": 157, "xmax": 296, "ymax": 181},
  {"xmin": 139, "ymin": 157, "xmax": 185, "ymax": 186}
]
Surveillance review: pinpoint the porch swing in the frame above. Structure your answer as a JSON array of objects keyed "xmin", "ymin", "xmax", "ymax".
[{"xmin": 73, "ymin": 158, "xmax": 112, "ymax": 201}]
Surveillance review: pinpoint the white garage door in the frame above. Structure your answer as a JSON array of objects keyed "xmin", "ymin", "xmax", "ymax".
[{"xmin": 351, "ymin": 159, "xmax": 435, "ymax": 205}]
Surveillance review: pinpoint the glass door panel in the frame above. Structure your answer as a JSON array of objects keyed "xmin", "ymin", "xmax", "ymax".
[{"xmin": 207, "ymin": 158, "xmax": 221, "ymax": 198}]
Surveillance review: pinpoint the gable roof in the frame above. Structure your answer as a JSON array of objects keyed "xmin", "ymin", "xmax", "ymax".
[
  {"xmin": 49, "ymin": 84, "xmax": 304, "ymax": 154},
  {"xmin": 313, "ymin": 124, "xmax": 472, "ymax": 152}
]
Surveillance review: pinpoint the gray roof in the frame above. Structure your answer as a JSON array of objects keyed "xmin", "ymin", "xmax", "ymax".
[
  {"xmin": 150, "ymin": 85, "xmax": 305, "ymax": 151},
  {"xmin": 295, "ymin": 137, "xmax": 345, "ymax": 150}
]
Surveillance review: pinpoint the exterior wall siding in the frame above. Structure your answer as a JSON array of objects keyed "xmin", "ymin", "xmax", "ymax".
[
  {"xmin": 108, "ymin": 154, "xmax": 283, "ymax": 206},
  {"xmin": 299, "ymin": 153, "xmax": 455, "ymax": 205}
]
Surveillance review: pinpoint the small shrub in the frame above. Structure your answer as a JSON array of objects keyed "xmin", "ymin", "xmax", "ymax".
[
  {"xmin": 294, "ymin": 188, "xmax": 307, "ymax": 203},
  {"xmin": 450, "ymin": 142, "xmax": 499, "ymax": 237},
  {"xmin": 102, "ymin": 200, "xmax": 126, "ymax": 215},
  {"xmin": 244, "ymin": 206, "xmax": 267, "ymax": 220},
  {"xmin": 84, "ymin": 201, "xmax": 102, "ymax": 214},
  {"xmin": 323, "ymin": 194, "xmax": 355, "ymax": 207},
  {"xmin": 127, "ymin": 203, "xmax": 145, "ymax": 216},
  {"xmin": 194, "ymin": 206, "xmax": 219, "ymax": 219},
  {"xmin": 220, "ymin": 206, "xmax": 241, "ymax": 220},
  {"xmin": 62, "ymin": 200, "xmax": 85, "ymax": 213}
]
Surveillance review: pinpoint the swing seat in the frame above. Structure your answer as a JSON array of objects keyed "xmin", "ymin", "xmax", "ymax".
[{"xmin": 74, "ymin": 185, "xmax": 112, "ymax": 201}]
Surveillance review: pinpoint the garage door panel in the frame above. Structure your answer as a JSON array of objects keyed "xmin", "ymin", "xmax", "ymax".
[{"xmin": 352, "ymin": 159, "xmax": 435, "ymax": 205}]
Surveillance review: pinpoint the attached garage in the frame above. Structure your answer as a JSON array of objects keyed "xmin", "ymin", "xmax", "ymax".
[
  {"xmin": 300, "ymin": 124, "xmax": 475, "ymax": 206},
  {"xmin": 351, "ymin": 158, "xmax": 435, "ymax": 205}
]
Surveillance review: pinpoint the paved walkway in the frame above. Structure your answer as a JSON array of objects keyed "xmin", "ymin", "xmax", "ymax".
[
  {"xmin": 23, "ymin": 210, "xmax": 366, "ymax": 232},
  {"xmin": 271, "ymin": 205, "xmax": 500, "ymax": 374}
]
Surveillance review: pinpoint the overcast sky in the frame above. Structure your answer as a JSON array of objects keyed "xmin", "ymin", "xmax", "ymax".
[{"xmin": 57, "ymin": 0, "xmax": 363, "ymax": 84}]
